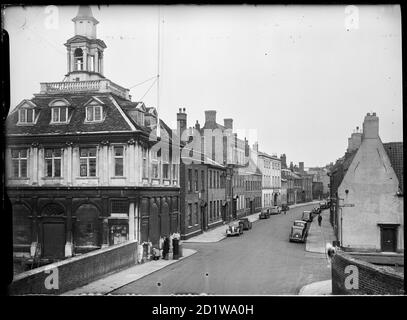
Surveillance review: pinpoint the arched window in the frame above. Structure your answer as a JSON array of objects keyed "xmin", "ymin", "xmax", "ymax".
[
  {"xmin": 50, "ymin": 100, "xmax": 69, "ymax": 124},
  {"xmin": 74, "ymin": 48, "xmax": 83, "ymax": 71}
]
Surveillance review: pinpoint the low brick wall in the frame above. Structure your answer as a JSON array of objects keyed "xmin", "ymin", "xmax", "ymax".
[
  {"xmin": 9, "ymin": 240, "xmax": 138, "ymax": 295},
  {"xmin": 331, "ymin": 251, "xmax": 404, "ymax": 295}
]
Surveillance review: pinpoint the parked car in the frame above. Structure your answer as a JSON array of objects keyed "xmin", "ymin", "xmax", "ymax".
[
  {"xmin": 319, "ymin": 201, "xmax": 328, "ymax": 209},
  {"xmin": 289, "ymin": 225, "xmax": 306, "ymax": 243},
  {"xmin": 293, "ymin": 219, "xmax": 307, "ymax": 229},
  {"xmin": 239, "ymin": 218, "xmax": 252, "ymax": 230},
  {"xmin": 301, "ymin": 210, "xmax": 313, "ymax": 222},
  {"xmin": 270, "ymin": 206, "xmax": 281, "ymax": 215},
  {"xmin": 281, "ymin": 204, "xmax": 290, "ymax": 211},
  {"xmin": 293, "ymin": 220, "xmax": 308, "ymax": 236},
  {"xmin": 259, "ymin": 209, "xmax": 270, "ymax": 219},
  {"xmin": 226, "ymin": 221, "xmax": 243, "ymax": 236}
]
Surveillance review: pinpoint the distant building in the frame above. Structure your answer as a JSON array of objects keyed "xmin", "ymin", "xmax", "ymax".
[
  {"xmin": 312, "ymin": 181, "xmax": 323, "ymax": 200},
  {"xmin": 281, "ymin": 168, "xmax": 301, "ymax": 205},
  {"xmin": 177, "ymin": 109, "xmax": 227, "ymax": 239},
  {"xmin": 257, "ymin": 148, "xmax": 275, "ymax": 210},
  {"xmin": 330, "ymin": 113, "xmax": 403, "ymax": 252},
  {"xmin": 307, "ymin": 167, "xmax": 330, "ymax": 197}
]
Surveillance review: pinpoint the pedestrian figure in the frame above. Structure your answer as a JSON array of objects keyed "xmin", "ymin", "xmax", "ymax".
[
  {"xmin": 163, "ymin": 237, "xmax": 170, "ymax": 259},
  {"xmin": 318, "ymin": 214, "xmax": 322, "ymax": 227}
]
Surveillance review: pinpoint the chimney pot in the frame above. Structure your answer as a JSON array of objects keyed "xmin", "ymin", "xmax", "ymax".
[{"xmin": 183, "ymin": 108, "xmax": 186, "ymax": 112}]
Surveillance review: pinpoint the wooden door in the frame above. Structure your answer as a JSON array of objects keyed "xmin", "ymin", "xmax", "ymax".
[{"xmin": 381, "ymin": 227, "xmax": 397, "ymax": 252}]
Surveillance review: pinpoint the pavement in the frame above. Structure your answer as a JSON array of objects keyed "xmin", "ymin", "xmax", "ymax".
[
  {"xmin": 62, "ymin": 248, "xmax": 197, "ymax": 295},
  {"xmin": 298, "ymin": 280, "xmax": 332, "ymax": 295},
  {"xmin": 183, "ymin": 200, "xmax": 322, "ymax": 243},
  {"xmin": 305, "ymin": 208, "xmax": 336, "ymax": 254},
  {"xmin": 297, "ymin": 206, "xmax": 336, "ymax": 295}
]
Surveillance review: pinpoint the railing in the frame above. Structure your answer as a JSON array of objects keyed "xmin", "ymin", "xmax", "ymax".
[
  {"xmin": 40, "ymin": 79, "xmax": 130, "ymax": 100},
  {"xmin": 41, "ymin": 80, "xmax": 101, "ymax": 92}
]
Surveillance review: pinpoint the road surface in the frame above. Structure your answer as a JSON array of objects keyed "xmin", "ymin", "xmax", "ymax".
[{"xmin": 111, "ymin": 204, "xmax": 331, "ymax": 295}]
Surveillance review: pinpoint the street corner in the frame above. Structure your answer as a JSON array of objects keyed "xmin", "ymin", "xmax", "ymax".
[{"xmin": 298, "ymin": 280, "xmax": 332, "ymax": 295}]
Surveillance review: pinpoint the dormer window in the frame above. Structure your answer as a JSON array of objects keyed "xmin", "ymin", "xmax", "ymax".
[
  {"xmin": 51, "ymin": 107, "xmax": 68, "ymax": 123},
  {"xmin": 18, "ymin": 108, "xmax": 35, "ymax": 124},
  {"xmin": 86, "ymin": 105, "xmax": 103, "ymax": 122},
  {"xmin": 49, "ymin": 99, "xmax": 70, "ymax": 124}
]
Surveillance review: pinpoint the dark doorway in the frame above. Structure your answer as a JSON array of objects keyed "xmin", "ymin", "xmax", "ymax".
[
  {"xmin": 250, "ymin": 200, "xmax": 254, "ymax": 215},
  {"xmin": 43, "ymin": 223, "xmax": 65, "ymax": 259},
  {"xmin": 274, "ymin": 193, "xmax": 278, "ymax": 206},
  {"xmin": 380, "ymin": 226, "xmax": 397, "ymax": 252},
  {"xmin": 201, "ymin": 206, "xmax": 207, "ymax": 231},
  {"xmin": 232, "ymin": 198, "xmax": 237, "ymax": 219}
]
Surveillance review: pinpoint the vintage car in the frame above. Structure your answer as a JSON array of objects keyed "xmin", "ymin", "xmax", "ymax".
[
  {"xmin": 301, "ymin": 210, "xmax": 313, "ymax": 222},
  {"xmin": 226, "ymin": 221, "xmax": 244, "ymax": 236},
  {"xmin": 293, "ymin": 219, "xmax": 307, "ymax": 229},
  {"xmin": 239, "ymin": 218, "xmax": 253, "ymax": 230},
  {"xmin": 281, "ymin": 204, "xmax": 290, "ymax": 212},
  {"xmin": 289, "ymin": 225, "xmax": 306, "ymax": 243},
  {"xmin": 293, "ymin": 220, "xmax": 308, "ymax": 236},
  {"xmin": 319, "ymin": 201, "xmax": 328, "ymax": 209},
  {"xmin": 270, "ymin": 206, "xmax": 281, "ymax": 215},
  {"xmin": 259, "ymin": 209, "xmax": 271, "ymax": 219}
]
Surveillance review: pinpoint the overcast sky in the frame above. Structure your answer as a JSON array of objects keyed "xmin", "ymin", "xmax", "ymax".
[{"xmin": 4, "ymin": 5, "xmax": 402, "ymax": 167}]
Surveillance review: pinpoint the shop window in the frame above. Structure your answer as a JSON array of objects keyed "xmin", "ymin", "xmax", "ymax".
[
  {"xmin": 111, "ymin": 200, "xmax": 128, "ymax": 214},
  {"xmin": 12, "ymin": 204, "xmax": 31, "ymax": 245}
]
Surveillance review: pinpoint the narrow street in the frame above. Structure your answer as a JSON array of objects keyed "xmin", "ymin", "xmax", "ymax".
[{"xmin": 111, "ymin": 204, "xmax": 331, "ymax": 295}]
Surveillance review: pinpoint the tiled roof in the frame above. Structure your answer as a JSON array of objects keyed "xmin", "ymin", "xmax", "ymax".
[
  {"xmin": 329, "ymin": 150, "xmax": 357, "ymax": 196},
  {"xmin": 6, "ymin": 93, "xmax": 135, "ymax": 136},
  {"xmin": 383, "ymin": 142, "xmax": 404, "ymax": 192}
]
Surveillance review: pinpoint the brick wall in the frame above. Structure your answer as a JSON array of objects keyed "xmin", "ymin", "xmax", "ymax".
[
  {"xmin": 331, "ymin": 251, "xmax": 404, "ymax": 295},
  {"xmin": 9, "ymin": 240, "xmax": 138, "ymax": 295}
]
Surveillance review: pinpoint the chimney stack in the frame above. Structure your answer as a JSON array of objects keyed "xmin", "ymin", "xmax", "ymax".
[
  {"xmin": 195, "ymin": 120, "xmax": 200, "ymax": 131},
  {"xmin": 224, "ymin": 118, "xmax": 233, "ymax": 130},
  {"xmin": 299, "ymin": 162, "xmax": 304, "ymax": 173},
  {"xmin": 362, "ymin": 112, "xmax": 379, "ymax": 139},
  {"xmin": 177, "ymin": 108, "xmax": 187, "ymax": 136},
  {"xmin": 205, "ymin": 110, "xmax": 217, "ymax": 124},
  {"xmin": 280, "ymin": 154, "xmax": 287, "ymax": 169},
  {"xmin": 252, "ymin": 141, "xmax": 259, "ymax": 153}
]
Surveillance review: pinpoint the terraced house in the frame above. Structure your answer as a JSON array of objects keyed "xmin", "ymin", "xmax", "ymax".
[{"xmin": 6, "ymin": 6, "xmax": 180, "ymax": 270}]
